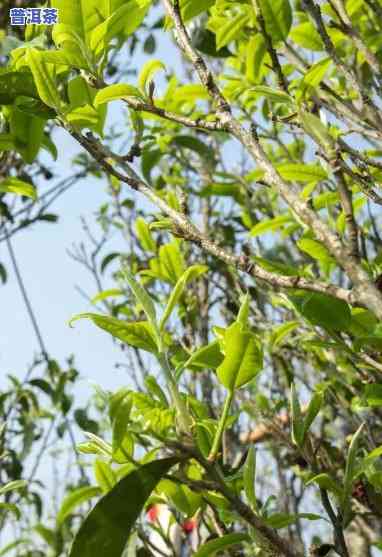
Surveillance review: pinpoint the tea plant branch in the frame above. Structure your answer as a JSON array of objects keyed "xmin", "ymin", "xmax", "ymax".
[
  {"xmin": 302, "ymin": 0, "xmax": 382, "ymax": 129},
  {"xmin": 66, "ymin": 128, "xmax": 358, "ymax": 308},
  {"xmin": 5, "ymin": 234, "xmax": 48, "ymax": 360},
  {"xmin": 119, "ymin": 96, "xmax": 228, "ymax": 132},
  {"xmin": 251, "ymin": 0, "xmax": 289, "ymax": 92},
  {"xmin": 161, "ymin": 0, "xmax": 382, "ymax": 320},
  {"xmin": 320, "ymin": 488, "xmax": 350, "ymax": 557},
  {"xmin": 330, "ymin": 0, "xmax": 381, "ymax": 77},
  {"xmin": 332, "ymin": 165, "xmax": 359, "ymax": 259},
  {"xmin": 164, "ymin": 439, "xmax": 303, "ymax": 557}
]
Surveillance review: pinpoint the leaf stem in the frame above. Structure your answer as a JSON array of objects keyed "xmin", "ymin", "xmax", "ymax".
[
  {"xmin": 157, "ymin": 352, "xmax": 193, "ymax": 435},
  {"xmin": 208, "ymin": 390, "xmax": 234, "ymax": 462}
]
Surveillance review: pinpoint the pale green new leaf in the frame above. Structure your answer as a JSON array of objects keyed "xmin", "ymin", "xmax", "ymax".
[
  {"xmin": 90, "ymin": 4, "xmax": 134, "ymax": 56},
  {"xmin": 290, "ymin": 22, "xmax": 323, "ymax": 51},
  {"xmin": 0, "ymin": 480, "xmax": 27, "ymax": 496},
  {"xmin": 303, "ymin": 58, "xmax": 332, "ymax": 88},
  {"xmin": 250, "ymin": 215, "xmax": 291, "ymax": 237},
  {"xmin": 94, "ymin": 84, "xmax": 144, "ymax": 107},
  {"xmin": 57, "ymin": 486, "xmax": 101, "ymax": 525},
  {"xmin": 159, "ymin": 241, "xmax": 186, "ymax": 284},
  {"xmin": 26, "ymin": 49, "xmax": 61, "ymax": 109},
  {"xmin": 243, "ymin": 447, "xmax": 257, "ymax": 511},
  {"xmin": 250, "ymin": 85, "xmax": 292, "ymax": 104},
  {"xmin": 179, "ymin": 0, "xmax": 215, "ymax": 22},
  {"xmin": 121, "ymin": 269, "xmax": 158, "ymax": 333},
  {"xmin": 303, "ymin": 392, "xmax": 324, "ymax": 439},
  {"xmin": 215, "ymin": 11, "xmax": 250, "ymax": 50},
  {"xmin": 91, "ymin": 289, "xmax": 124, "ymax": 304},
  {"xmin": 138, "ymin": 60, "xmax": 166, "ymax": 95},
  {"xmin": 257, "ymin": 0, "xmax": 292, "ymax": 41},
  {"xmin": 305, "ymin": 473, "xmax": 342, "ymax": 497},
  {"xmin": 183, "ymin": 340, "xmax": 224, "ymax": 372},
  {"xmin": 299, "ymin": 111, "xmax": 335, "ymax": 153},
  {"xmin": 135, "ymin": 217, "xmax": 156, "ymax": 252},
  {"xmin": 217, "ymin": 322, "xmax": 263, "ymax": 391},
  {"xmin": 270, "ymin": 321, "xmax": 299, "ymax": 350},
  {"xmin": 94, "ymin": 460, "xmax": 117, "ymax": 493},
  {"xmin": 109, "ymin": 388, "xmax": 133, "ymax": 455},
  {"xmin": 277, "ymin": 163, "xmax": 328, "ymax": 183},
  {"xmin": 0, "ymin": 178, "xmax": 37, "ymax": 200},
  {"xmin": 51, "ymin": 0, "xmax": 105, "ymax": 44},
  {"xmin": 297, "ymin": 238, "xmax": 334, "ymax": 263},
  {"xmin": 69, "ymin": 313, "xmax": 158, "ymax": 353},
  {"xmin": 237, "ymin": 293, "xmax": 250, "ymax": 328},
  {"xmin": 192, "ymin": 533, "xmax": 250, "ymax": 557},
  {"xmin": 246, "ymin": 33, "xmax": 266, "ymax": 83},
  {"xmin": 160, "ymin": 265, "xmax": 208, "ymax": 331}
]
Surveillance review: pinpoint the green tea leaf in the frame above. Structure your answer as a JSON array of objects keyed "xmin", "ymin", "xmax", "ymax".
[
  {"xmin": 290, "ymin": 292, "xmax": 351, "ymax": 331},
  {"xmin": 90, "ymin": 3, "xmax": 146, "ymax": 56},
  {"xmin": 26, "ymin": 49, "xmax": 61, "ymax": 109},
  {"xmin": 217, "ymin": 322, "xmax": 263, "ymax": 391},
  {"xmin": 68, "ymin": 458, "xmax": 179, "ymax": 557},
  {"xmin": 299, "ymin": 111, "xmax": 335, "ymax": 153},
  {"xmin": 94, "ymin": 460, "xmax": 117, "ymax": 493},
  {"xmin": 138, "ymin": 59, "xmax": 166, "ymax": 94},
  {"xmin": 215, "ymin": 11, "xmax": 250, "ymax": 50},
  {"xmin": 0, "ymin": 480, "xmax": 27, "ymax": 495},
  {"xmin": 265, "ymin": 512, "xmax": 322, "ymax": 529},
  {"xmin": 94, "ymin": 84, "xmax": 144, "ymax": 107},
  {"xmin": 364, "ymin": 384, "xmax": 382, "ymax": 406},
  {"xmin": 57, "ymin": 486, "xmax": 101, "ymax": 525},
  {"xmin": 250, "ymin": 215, "xmax": 291, "ymax": 237},
  {"xmin": 290, "ymin": 22, "xmax": 324, "ymax": 51},
  {"xmin": 257, "ymin": 0, "xmax": 292, "ymax": 41},
  {"xmin": 0, "ymin": 71, "xmax": 39, "ymax": 104},
  {"xmin": 303, "ymin": 392, "xmax": 323, "ymax": 440},
  {"xmin": 297, "ymin": 238, "xmax": 334, "ymax": 263},
  {"xmin": 160, "ymin": 265, "xmax": 208, "ymax": 331},
  {"xmin": 250, "ymin": 85, "xmax": 292, "ymax": 104},
  {"xmin": 183, "ymin": 340, "xmax": 224, "ymax": 372},
  {"xmin": 246, "ymin": 33, "xmax": 267, "ymax": 83},
  {"xmin": 109, "ymin": 388, "xmax": 133, "ymax": 456},
  {"xmin": 69, "ymin": 314, "xmax": 158, "ymax": 353},
  {"xmin": 305, "ymin": 473, "xmax": 342, "ymax": 496},
  {"xmin": 121, "ymin": 269, "xmax": 158, "ymax": 333},
  {"xmin": 243, "ymin": 447, "xmax": 257, "ymax": 510},
  {"xmin": 0, "ymin": 178, "xmax": 36, "ymax": 199},
  {"xmin": 277, "ymin": 163, "xmax": 328, "ymax": 183},
  {"xmin": 192, "ymin": 533, "xmax": 250, "ymax": 557}
]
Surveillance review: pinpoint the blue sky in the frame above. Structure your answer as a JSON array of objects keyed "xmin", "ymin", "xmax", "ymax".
[{"xmin": 0, "ymin": 17, "xmax": 180, "ymax": 403}]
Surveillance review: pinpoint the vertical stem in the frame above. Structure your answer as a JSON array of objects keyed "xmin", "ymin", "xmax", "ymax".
[
  {"xmin": 157, "ymin": 352, "xmax": 193, "ymax": 435},
  {"xmin": 208, "ymin": 390, "xmax": 234, "ymax": 462}
]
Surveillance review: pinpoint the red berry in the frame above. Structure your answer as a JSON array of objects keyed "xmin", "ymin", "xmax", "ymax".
[
  {"xmin": 182, "ymin": 518, "xmax": 196, "ymax": 533},
  {"xmin": 147, "ymin": 505, "xmax": 159, "ymax": 523}
]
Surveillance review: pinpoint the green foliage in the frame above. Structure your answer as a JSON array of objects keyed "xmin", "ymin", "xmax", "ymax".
[
  {"xmin": 2, "ymin": 0, "xmax": 382, "ymax": 554},
  {"xmin": 192, "ymin": 533, "xmax": 251, "ymax": 557},
  {"xmin": 69, "ymin": 459, "xmax": 178, "ymax": 557}
]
